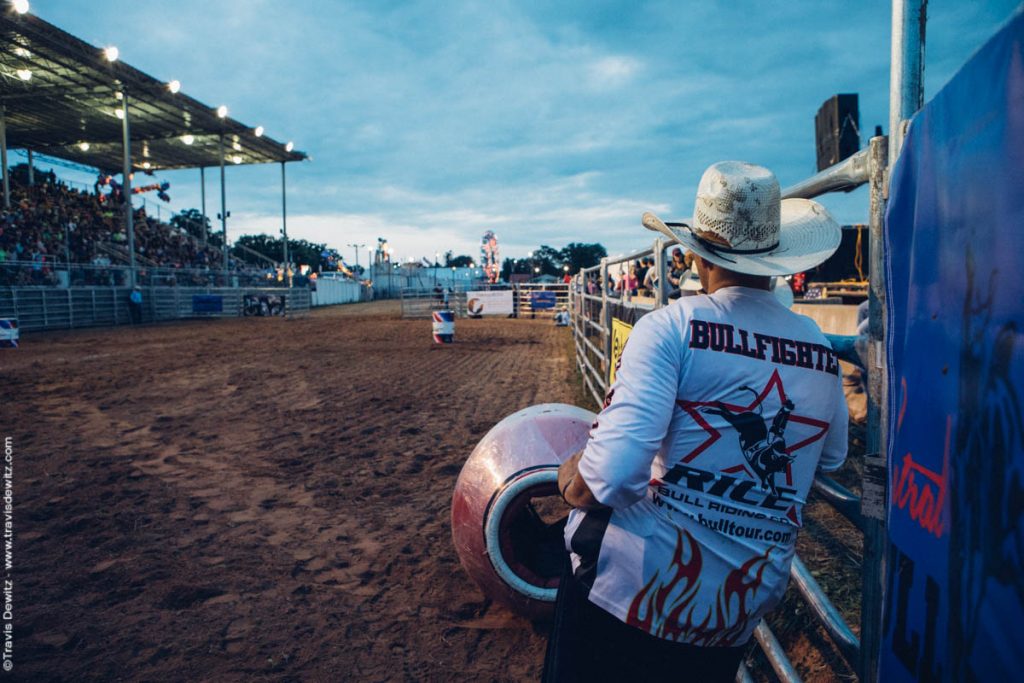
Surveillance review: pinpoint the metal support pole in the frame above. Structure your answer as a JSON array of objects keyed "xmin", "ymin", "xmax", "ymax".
[
  {"xmin": 889, "ymin": 0, "xmax": 926, "ymax": 162},
  {"xmin": 599, "ymin": 257, "xmax": 611, "ymax": 387},
  {"xmin": 121, "ymin": 91, "xmax": 136, "ymax": 288},
  {"xmin": 200, "ymin": 167, "xmax": 207, "ymax": 244},
  {"xmin": 652, "ymin": 237, "xmax": 665, "ymax": 308},
  {"xmin": 0, "ymin": 106, "xmax": 9, "ymax": 209},
  {"xmin": 26, "ymin": 149, "xmax": 34, "ymax": 186},
  {"xmin": 281, "ymin": 162, "xmax": 290, "ymax": 287},
  {"xmin": 860, "ymin": 134, "xmax": 890, "ymax": 683},
  {"xmin": 219, "ymin": 134, "xmax": 228, "ymax": 282}
]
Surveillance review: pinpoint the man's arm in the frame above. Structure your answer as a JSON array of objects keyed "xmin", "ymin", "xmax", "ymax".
[
  {"xmin": 564, "ymin": 312, "xmax": 684, "ymax": 510},
  {"xmin": 557, "ymin": 450, "xmax": 606, "ymax": 510}
]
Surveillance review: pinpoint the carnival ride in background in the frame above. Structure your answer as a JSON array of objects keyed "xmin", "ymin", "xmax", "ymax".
[{"xmin": 480, "ymin": 230, "xmax": 500, "ymax": 284}]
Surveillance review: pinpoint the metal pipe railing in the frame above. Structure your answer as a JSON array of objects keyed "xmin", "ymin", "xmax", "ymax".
[
  {"xmin": 781, "ymin": 147, "xmax": 870, "ymax": 200},
  {"xmin": 754, "ymin": 622, "xmax": 805, "ymax": 683},
  {"xmin": 813, "ymin": 475, "xmax": 865, "ymax": 532},
  {"xmin": 790, "ymin": 556, "xmax": 861, "ymax": 664}
]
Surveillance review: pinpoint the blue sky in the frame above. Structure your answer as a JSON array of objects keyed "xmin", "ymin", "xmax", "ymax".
[{"xmin": 26, "ymin": 0, "xmax": 1021, "ymax": 262}]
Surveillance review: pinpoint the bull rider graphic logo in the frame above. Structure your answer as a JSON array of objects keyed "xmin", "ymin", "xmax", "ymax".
[{"xmin": 704, "ymin": 390, "xmax": 795, "ymax": 496}]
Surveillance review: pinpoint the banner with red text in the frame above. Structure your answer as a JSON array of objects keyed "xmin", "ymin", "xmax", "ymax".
[{"xmin": 880, "ymin": 9, "xmax": 1024, "ymax": 681}]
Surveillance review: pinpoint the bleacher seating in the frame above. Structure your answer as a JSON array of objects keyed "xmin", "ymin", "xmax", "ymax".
[{"xmin": 0, "ymin": 178, "xmax": 255, "ymax": 286}]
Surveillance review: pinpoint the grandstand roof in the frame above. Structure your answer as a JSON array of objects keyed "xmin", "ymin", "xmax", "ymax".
[{"xmin": 0, "ymin": 9, "xmax": 307, "ymax": 172}]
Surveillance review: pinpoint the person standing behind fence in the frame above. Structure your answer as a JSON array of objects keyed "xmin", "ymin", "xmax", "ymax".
[
  {"xmin": 129, "ymin": 286, "xmax": 143, "ymax": 324},
  {"xmin": 666, "ymin": 247, "xmax": 688, "ymax": 299},
  {"xmin": 544, "ymin": 161, "xmax": 847, "ymax": 682},
  {"xmin": 642, "ymin": 256, "xmax": 658, "ymax": 297}
]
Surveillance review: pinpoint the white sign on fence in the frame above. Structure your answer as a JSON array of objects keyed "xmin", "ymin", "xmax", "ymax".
[
  {"xmin": 0, "ymin": 319, "xmax": 18, "ymax": 348},
  {"xmin": 466, "ymin": 290, "xmax": 513, "ymax": 316}
]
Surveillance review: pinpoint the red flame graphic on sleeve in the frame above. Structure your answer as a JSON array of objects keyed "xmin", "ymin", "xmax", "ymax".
[{"xmin": 626, "ymin": 528, "xmax": 702, "ymax": 635}]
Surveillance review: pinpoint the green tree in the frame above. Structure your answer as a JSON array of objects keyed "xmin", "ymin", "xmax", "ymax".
[
  {"xmin": 533, "ymin": 245, "xmax": 564, "ymax": 276},
  {"xmin": 445, "ymin": 253, "xmax": 475, "ymax": 268},
  {"xmin": 233, "ymin": 234, "xmax": 330, "ymax": 268},
  {"xmin": 560, "ymin": 242, "xmax": 607, "ymax": 273},
  {"xmin": 170, "ymin": 208, "xmax": 217, "ymax": 245}
]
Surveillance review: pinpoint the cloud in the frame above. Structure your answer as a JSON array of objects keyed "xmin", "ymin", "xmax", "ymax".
[
  {"xmin": 587, "ymin": 56, "xmax": 642, "ymax": 89},
  {"xmin": 31, "ymin": 0, "xmax": 1023, "ymax": 264},
  {"xmin": 229, "ymin": 171, "xmax": 671, "ymax": 260}
]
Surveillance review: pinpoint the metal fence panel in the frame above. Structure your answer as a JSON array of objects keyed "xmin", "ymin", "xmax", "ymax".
[
  {"xmin": 400, "ymin": 283, "xmax": 568, "ymax": 319},
  {"xmin": 0, "ymin": 285, "xmax": 311, "ymax": 333}
]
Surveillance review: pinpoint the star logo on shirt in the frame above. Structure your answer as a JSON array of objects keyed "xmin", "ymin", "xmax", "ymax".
[{"xmin": 668, "ymin": 369, "xmax": 830, "ymax": 494}]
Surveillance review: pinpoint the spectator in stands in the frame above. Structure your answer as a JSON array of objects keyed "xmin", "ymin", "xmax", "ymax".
[
  {"xmin": 642, "ymin": 258, "xmax": 658, "ymax": 297},
  {"xmin": 616, "ymin": 263, "xmax": 639, "ymax": 298},
  {"xmin": 635, "ymin": 258, "xmax": 648, "ymax": 292},
  {"xmin": 0, "ymin": 176, "xmax": 274, "ymax": 286},
  {"xmin": 666, "ymin": 247, "xmax": 688, "ymax": 299}
]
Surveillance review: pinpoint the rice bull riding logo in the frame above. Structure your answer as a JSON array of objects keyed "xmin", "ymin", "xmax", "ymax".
[{"xmin": 659, "ymin": 370, "xmax": 829, "ymax": 524}]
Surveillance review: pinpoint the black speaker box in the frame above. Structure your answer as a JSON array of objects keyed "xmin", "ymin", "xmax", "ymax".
[{"xmin": 815, "ymin": 94, "xmax": 860, "ymax": 171}]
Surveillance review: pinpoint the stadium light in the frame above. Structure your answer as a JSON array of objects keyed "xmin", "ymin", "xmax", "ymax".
[
  {"xmin": 534, "ymin": 267, "xmax": 540, "ymax": 273},
  {"xmin": 217, "ymin": 105, "xmax": 228, "ymax": 118},
  {"xmin": 181, "ymin": 134, "xmax": 195, "ymax": 145},
  {"xmin": 254, "ymin": 126, "xmax": 264, "ymax": 137},
  {"xmin": 16, "ymin": 69, "xmax": 31, "ymax": 81},
  {"xmin": 232, "ymin": 155, "xmax": 242, "ymax": 164},
  {"xmin": 142, "ymin": 161, "xmax": 151, "ymax": 169},
  {"xmin": 12, "ymin": 0, "xmax": 29, "ymax": 15},
  {"xmin": 114, "ymin": 108, "xmax": 124, "ymax": 119},
  {"xmin": 104, "ymin": 46, "xmax": 119, "ymax": 62},
  {"xmin": 232, "ymin": 141, "xmax": 241, "ymax": 151},
  {"xmin": 79, "ymin": 142, "xmax": 90, "ymax": 151},
  {"xmin": 167, "ymin": 79, "xmax": 181, "ymax": 94},
  {"xmin": 285, "ymin": 141, "xmax": 294, "ymax": 152}
]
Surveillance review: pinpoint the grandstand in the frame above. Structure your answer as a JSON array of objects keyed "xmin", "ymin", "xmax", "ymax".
[{"xmin": 0, "ymin": 5, "xmax": 307, "ymax": 325}]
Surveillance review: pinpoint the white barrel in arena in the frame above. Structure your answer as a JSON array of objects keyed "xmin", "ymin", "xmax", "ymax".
[
  {"xmin": 432, "ymin": 309, "xmax": 454, "ymax": 343},
  {"xmin": 451, "ymin": 403, "xmax": 596, "ymax": 618}
]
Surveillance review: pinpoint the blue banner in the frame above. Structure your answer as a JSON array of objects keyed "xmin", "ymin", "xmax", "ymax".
[
  {"xmin": 191, "ymin": 294, "xmax": 223, "ymax": 314},
  {"xmin": 881, "ymin": 9, "xmax": 1024, "ymax": 682},
  {"xmin": 530, "ymin": 290, "xmax": 557, "ymax": 309}
]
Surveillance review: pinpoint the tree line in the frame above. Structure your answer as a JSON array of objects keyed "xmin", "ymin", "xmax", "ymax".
[{"xmin": 170, "ymin": 209, "xmax": 606, "ymax": 278}]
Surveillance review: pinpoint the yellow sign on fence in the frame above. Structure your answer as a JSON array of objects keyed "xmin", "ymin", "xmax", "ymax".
[{"xmin": 609, "ymin": 317, "xmax": 634, "ymax": 384}]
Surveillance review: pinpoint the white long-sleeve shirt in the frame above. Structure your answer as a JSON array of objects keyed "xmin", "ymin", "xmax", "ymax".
[{"xmin": 565, "ymin": 286, "xmax": 847, "ymax": 647}]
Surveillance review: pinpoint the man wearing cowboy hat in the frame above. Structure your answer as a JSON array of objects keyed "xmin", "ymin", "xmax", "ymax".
[{"xmin": 546, "ymin": 161, "xmax": 848, "ymax": 681}]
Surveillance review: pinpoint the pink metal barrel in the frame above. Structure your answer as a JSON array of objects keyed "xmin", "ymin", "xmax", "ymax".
[{"xmin": 451, "ymin": 403, "xmax": 596, "ymax": 618}]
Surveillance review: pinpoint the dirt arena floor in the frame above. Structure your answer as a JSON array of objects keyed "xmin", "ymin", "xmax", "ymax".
[
  {"xmin": 2, "ymin": 300, "xmax": 861, "ymax": 682},
  {"xmin": 4, "ymin": 302, "xmax": 578, "ymax": 682}
]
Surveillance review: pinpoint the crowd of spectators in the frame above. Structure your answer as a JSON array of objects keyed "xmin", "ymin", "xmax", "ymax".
[
  {"xmin": 0, "ymin": 178, "xmax": 241, "ymax": 286},
  {"xmin": 580, "ymin": 248, "xmax": 701, "ymax": 302}
]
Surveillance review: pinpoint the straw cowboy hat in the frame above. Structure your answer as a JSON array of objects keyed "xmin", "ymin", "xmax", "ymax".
[{"xmin": 644, "ymin": 161, "xmax": 841, "ymax": 276}]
